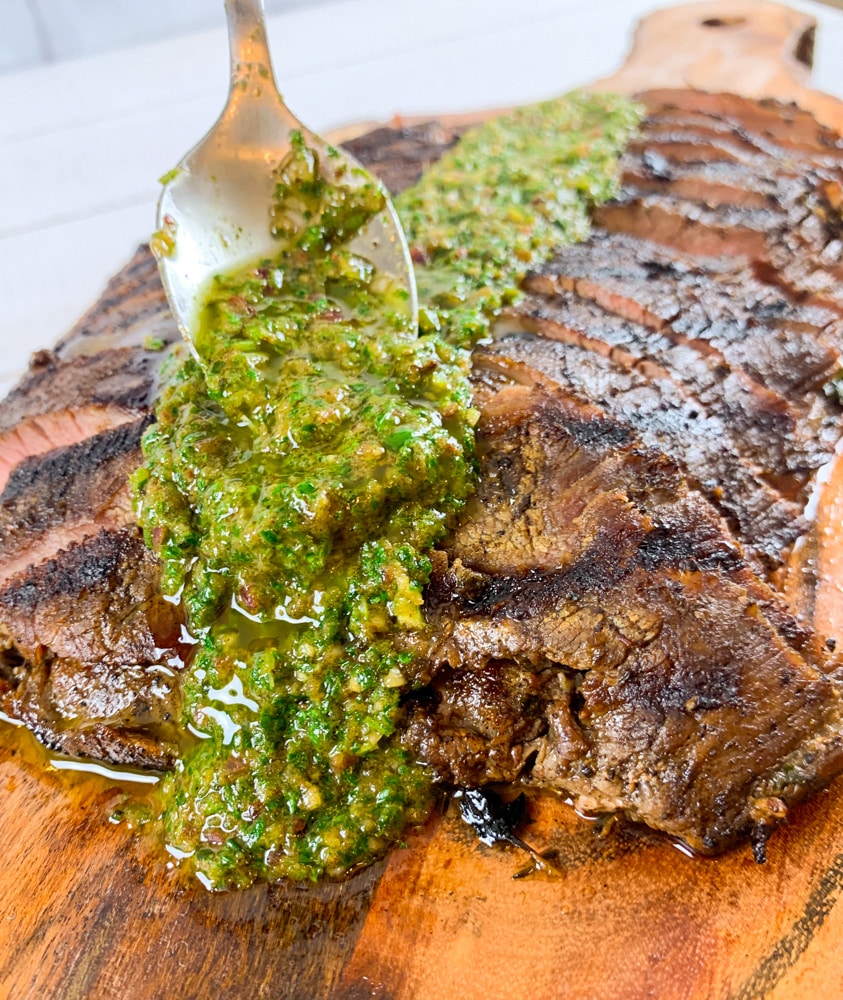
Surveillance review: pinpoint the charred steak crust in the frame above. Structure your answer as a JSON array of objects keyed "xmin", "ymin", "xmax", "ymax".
[
  {"xmin": 410, "ymin": 365, "xmax": 842, "ymax": 853},
  {"xmin": 341, "ymin": 120, "xmax": 472, "ymax": 197},
  {"xmin": 0, "ymin": 418, "xmax": 151, "ymax": 590},
  {"xmin": 489, "ymin": 331, "xmax": 808, "ymax": 576},
  {"xmin": 0, "ymin": 527, "xmax": 185, "ymax": 769},
  {"xmin": 0, "ymin": 346, "xmax": 164, "ymax": 436},
  {"xmin": 1, "ymin": 91, "xmax": 843, "ymax": 857},
  {"xmin": 0, "ymin": 345, "xmax": 171, "ymax": 499}
]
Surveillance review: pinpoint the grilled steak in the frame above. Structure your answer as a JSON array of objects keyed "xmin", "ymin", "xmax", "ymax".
[
  {"xmin": 1, "ymin": 527, "xmax": 184, "ymax": 769},
  {"xmin": 598, "ymin": 91, "xmax": 843, "ymax": 313},
  {"xmin": 488, "ymin": 329, "xmax": 809, "ymax": 576},
  {"xmin": 2, "ymin": 90, "xmax": 843, "ymax": 856},
  {"xmin": 0, "ymin": 252, "xmax": 185, "ymax": 768},
  {"xmin": 406, "ymin": 359, "xmax": 843, "ymax": 853}
]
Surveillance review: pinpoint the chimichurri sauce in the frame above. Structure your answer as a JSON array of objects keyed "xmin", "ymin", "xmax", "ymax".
[{"xmin": 134, "ymin": 93, "xmax": 641, "ymax": 890}]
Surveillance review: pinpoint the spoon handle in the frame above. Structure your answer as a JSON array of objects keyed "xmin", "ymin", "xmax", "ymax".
[{"xmin": 225, "ymin": 0, "xmax": 278, "ymax": 89}]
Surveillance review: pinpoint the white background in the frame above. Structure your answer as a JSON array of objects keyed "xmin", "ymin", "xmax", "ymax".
[{"xmin": 1, "ymin": 0, "xmax": 842, "ymax": 395}]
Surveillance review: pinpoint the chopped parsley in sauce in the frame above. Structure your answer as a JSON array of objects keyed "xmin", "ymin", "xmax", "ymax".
[{"xmin": 133, "ymin": 93, "xmax": 641, "ymax": 890}]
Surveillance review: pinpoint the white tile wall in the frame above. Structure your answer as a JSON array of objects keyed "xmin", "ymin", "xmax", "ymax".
[
  {"xmin": 4, "ymin": 0, "xmax": 351, "ymax": 72},
  {"xmin": 30, "ymin": 0, "xmax": 230, "ymax": 60},
  {"xmin": 1, "ymin": 0, "xmax": 46, "ymax": 72},
  {"xmin": 9, "ymin": 0, "xmax": 843, "ymax": 77}
]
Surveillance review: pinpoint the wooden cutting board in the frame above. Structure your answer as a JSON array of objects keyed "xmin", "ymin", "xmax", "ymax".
[{"xmin": 3, "ymin": 3, "xmax": 843, "ymax": 997}]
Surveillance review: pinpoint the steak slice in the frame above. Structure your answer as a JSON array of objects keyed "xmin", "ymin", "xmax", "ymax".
[
  {"xmin": 620, "ymin": 148, "xmax": 802, "ymax": 209},
  {"xmin": 595, "ymin": 189, "xmax": 794, "ymax": 259},
  {"xmin": 341, "ymin": 120, "xmax": 471, "ymax": 195},
  {"xmin": 0, "ymin": 418, "xmax": 150, "ymax": 588},
  {"xmin": 54, "ymin": 242, "xmax": 180, "ymax": 359},
  {"xmin": 2, "ymin": 91, "xmax": 843, "ymax": 861},
  {"xmin": 512, "ymin": 287, "xmax": 826, "ymax": 499},
  {"xmin": 488, "ymin": 328, "xmax": 806, "ymax": 576},
  {"xmin": 0, "ymin": 248, "xmax": 184, "ymax": 770},
  {"xmin": 528, "ymin": 230, "xmax": 843, "ymax": 393},
  {"xmin": 0, "ymin": 528, "xmax": 185, "ymax": 769},
  {"xmin": 0, "ymin": 347, "xmax": 164, "ymax": 495},
  {"xmin": 407, "ymin": 361, "xmax": 843, "ymax": 854},
  {"xmin": 595, "ymin": 189, "xmax": 843, "ymax": 314},
  {"xmin": 597, "ymin": 93, "xmax": 843, "ymax": 314},
  {"xmin": 638, "ymin": 90, "xmax": 843, "ymax": 161}
]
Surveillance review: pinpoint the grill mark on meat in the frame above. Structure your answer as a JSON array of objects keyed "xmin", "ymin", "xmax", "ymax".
[
  {"xmin": 594, "ymin": 190, "xmax": 790, "ymax": 258},
  {"xmin": 413, "ymin": 371, "xmax": 842, "ymax": 853},
  {"xmin": 56, "ymin": 245, "xmax": 180, "ymax": 360},
  {"xmin": 761, "ymin": 237, "xmax": 843, "ymax": 314},
  {"xmin": 625, "ymin": 124, "xmax": 839, "ymax": 182},
  {"xmin": 639, "ymin": 112, "xmax": 797, "ymax": 161},
  {"xmin": 598, "ymin": 126, "xmax": 843, "ymax": 315},
  {"xmin": 0, "ymin": 348, "xmax": 162, "ymax": 434},
  {"xmin": 641, "ymin": 119, "xmax": 771, "ymax": 158},
  {"xmin": 757, "ymin": 219, "xmax": 843, "ymax": 316},
  {"xmin": 585, "ymin": 232, "xmax": 835, "ymax": 335},
  {"xmin": 0, "ymin": 245, "xmax": 186, "ymax": 769},
  {"xmin": 342, "ymin": 121, "xmax": 471, "ymax": 195},
  {"xmin": 0, "ymin": 528, "xmax": 185, "ymax": 769},
  {"xmin": 621, "ymin": 152, "xmax": 786, "ymax": 210},
  {"xmin": 0, "ymin": 405, "xmax": 138, "ymax": 497},
  {"xmin": 639, "ymin": 90, "xmax": 843, "ymax": 160},
  {"xmin": 0, "ymin": 417, "xmax": 147, "ymax": 505},
  {"xmin": 531, "ymin": 232, "xmax": 843, "ymax": 400},
  {"xmin": 0, "ymin": 527, "xmax": 181, "ymax": 663},
  {"xmin": 628, "ymin": 136, "xmax": 763, "ymax": 169},
  {"xmin": 631, "ymin": 123, "xmax": 837, "ymax": 178},
  {"xmin": 0, "ymin": 347, "xmax": 164, "ymax": 494},
  {"xmin": 483, "ymin": 338, "xmax": 806, "ymax": 575},
  {"xmin": 510, "ymin": 289, "xmax": 826, "ymax": 499},
  {"xmin": 0, "ymin": 419, "xmax": 149, "ymax": 588},
  {"xmin": 638, "ymin": 98, "xmax": 843, "ymax": 171}
]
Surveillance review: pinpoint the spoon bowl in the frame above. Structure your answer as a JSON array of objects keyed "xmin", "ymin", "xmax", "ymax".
[{"xmin": 153, "ymin": 0, "xmax": 417, "ymax": 345}]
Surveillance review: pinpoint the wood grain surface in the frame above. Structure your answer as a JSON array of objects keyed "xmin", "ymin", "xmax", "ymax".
[{"xmin": 4, "ymin": 3, "xmax": 843, "ymax": 998}]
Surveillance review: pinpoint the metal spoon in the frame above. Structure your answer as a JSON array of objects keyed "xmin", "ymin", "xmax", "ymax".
[{"xmin": 153, "ymin": 0, "xmax": 417, "ymax": 345}]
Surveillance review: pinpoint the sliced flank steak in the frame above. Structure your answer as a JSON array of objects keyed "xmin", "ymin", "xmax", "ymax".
[{"xmin": 2, "ymin": 91, "xmax": 843, "ymax": 857}]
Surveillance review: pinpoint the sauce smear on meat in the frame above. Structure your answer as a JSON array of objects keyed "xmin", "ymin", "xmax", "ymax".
[{"xmin": 132, "ymin": 97, "xmax": 641, "ymax": 889}]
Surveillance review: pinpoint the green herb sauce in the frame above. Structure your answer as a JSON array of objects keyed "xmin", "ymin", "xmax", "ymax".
[
  {"xmin": 402, "ymin": 91, "xmax": 642, "ymax": 346},
  {"xmin": 134, "ymin": 93, "xmax": 641, "ymax": 890}
]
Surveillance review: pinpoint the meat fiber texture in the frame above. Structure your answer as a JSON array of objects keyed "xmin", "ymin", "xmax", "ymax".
[
  {"xmin": 2, "ymin": 92, "xmax": 843, "ymax": 856},
  {"xmin": 0, "ymin": 254, "xmax": 187, "ymax": 769}
]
